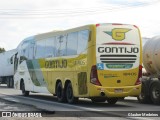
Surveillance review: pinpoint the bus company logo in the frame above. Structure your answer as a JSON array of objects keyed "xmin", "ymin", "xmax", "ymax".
[{"xmin": 104, "ymin": 28, "xmax": 131, "ymax": 41}]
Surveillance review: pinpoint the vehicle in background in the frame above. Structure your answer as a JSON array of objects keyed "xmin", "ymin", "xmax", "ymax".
[
  {"xmin": 0, "ymin": 49, "xmax": 17, "ymax": 88},
  {"xmin": 142, "ymin": 37, "xmax": 150, "ymax": 47},
  {"xmin": 138, "ymin": 36, "xmax": 160, "ymax": 104}
]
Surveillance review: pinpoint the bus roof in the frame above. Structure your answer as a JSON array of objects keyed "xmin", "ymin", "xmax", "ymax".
[
  {"xmin": 21, "ymin": 23, "xmax": 138, "ymax": 42},
  {"xmin": 35, "ymin": 24, "xmax": 93, "ymax": 41}
]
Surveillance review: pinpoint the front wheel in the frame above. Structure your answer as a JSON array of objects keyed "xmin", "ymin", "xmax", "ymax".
[
  {"xmin": 66, "ymin": 83, "xmax": 78, "ymax": 104},
  {"xmin": 21, "ymin": 81, "xmax": 29, "ymax": 96},
  {"xmin": 106, "ymin": 98, "xmax": 118, "ymax": 104}
]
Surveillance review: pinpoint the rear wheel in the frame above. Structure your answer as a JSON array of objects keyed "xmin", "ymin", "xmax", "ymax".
[
  {"xmin": 21, "ymin": 81, "xmax": 29, "ymax": 96},
  {"xmin": 66, "ymin": 82, "xmax": 78, "ymax": 104},
  {"xmin": 56, "ymin": 82, "xmax": 66, "ymax": 102},
  {"xmin": 150, "ymin": 81, "xmax": 160, "ymax": 104},
  {"xmin": 91, "ymin": 98, "xmax": 106, "ymax": 103},
  {"xmin": 106, "ymin": 98, "xmax": 118, "ymax": 104},
  {"xmin": 119, "ymin": 97, "xmax": 125, "ymax": 100}
]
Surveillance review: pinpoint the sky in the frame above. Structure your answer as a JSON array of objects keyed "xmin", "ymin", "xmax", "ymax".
[{"xmin": 0, "ymin": 0, "xmax": 160, "ymax": 50}]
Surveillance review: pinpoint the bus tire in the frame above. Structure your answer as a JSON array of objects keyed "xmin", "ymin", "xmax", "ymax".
[
  {"xmin": 91, "ymin": 98, "xmax": 106, "ymax": 103},
  {"xmin": 137, "ymin": 82, "xmax": 151, "ymax": 103},
  {"xmin": 21, "ymin": 81, "xmax": 29, "ymax": 96},
  {"xmin": 66, "ymin": 82, "xmax": 78, "ymax": 104},
  {"xmin": 9, "ymin": 77, "xmax": 14, "ymax": 88},
  {"xmin": 150, "ymin": 81, "xmax": 160, "ymax": 104},
  {"xmin": 119, "ymin": 97, "xmax": 125, "ymax": 100},
  {"xmin": 56, "ymin": 82, "xmax": 66, "ymax": 102},
  {"xmin": 7, "ymin": 78, "xmax": 10, "ymax": 88},
  {"xmin": 106, "ymin": 98, "xmax": 118, "ymax": 104}
]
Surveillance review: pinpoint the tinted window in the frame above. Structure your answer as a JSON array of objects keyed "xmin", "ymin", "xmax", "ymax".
[
  {"xmin": 34, "ymin": 30, "xmax": 89, "ymax": 58},
  {"xmin": 77, "ymin": 30, "xmax": 89, "ymax": 54},
  {"xmin": 35, "ymin": 40, "xmax": 45, "ymax": 58},
  {"xmin": 60, "ymin": 35, "xmax": 67, "ymax": 56},
  {"xmin": 45, "ymin": 37, "xmax": 55, "ymax": 58},
  {"xmin": 53, "ymin": 37, "xmax": 57, "ymax": 57},
  {"xmin": 67, "ymin": 32, "xmax": 78, "ymax": 55},
  {"xmin": 21, "ymin": 41, "xmax": 29, "ymax": 59},
  {"xmin": 55, "ymin": 35, "xmax": 67, "ymax": 57},
  {"xmin": 28, "ymin": 42, "xmax": 35, "ymax": 59}
]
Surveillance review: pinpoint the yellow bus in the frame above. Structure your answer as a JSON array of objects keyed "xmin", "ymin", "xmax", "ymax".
[{"xmin": 14, "ymin": 23, "xmax": 142, "ymax": 104}]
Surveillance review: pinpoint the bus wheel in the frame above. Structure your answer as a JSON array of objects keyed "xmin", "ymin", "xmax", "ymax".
[
  {"xmin": 10, "ymin": 77, "xmax": 14, "ymax": 88},
  {"xmin": 56, "ymin": 82, "xmax": 66, "ymax": 102},
  {"xmin": 150, "ymin": 81, "xmax": 160, "ymax": 104},
  {"xmin": 106, "ymin": 98, "xmax": 118, "ymax": 104},
  {"xmin": 7, "ymin": 78, "xmax": 10, "ymax": 88},
  {"xmin": 119, "ymin": 97, "xmax": 125, "ymax": 100},
  {"xmin": 66, "ymin": 83, "xmax": 78, "ymax": 104},
  {"xmin": 91, "ymin": 98, "xmax": 106, "ymax": 103},
  {"xmin": 21, "ymin": 81, "xmax": 29, "ymax": 96}
]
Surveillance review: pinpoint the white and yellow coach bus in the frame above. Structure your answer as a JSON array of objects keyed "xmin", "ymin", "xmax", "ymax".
[{"xmin": 14, "ymin": 23, "xmax": 142, "ymax": 104}]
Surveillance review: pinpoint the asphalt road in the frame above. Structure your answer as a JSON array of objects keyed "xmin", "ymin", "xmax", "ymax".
[{"xmin": 0, "ymin": 84, "xmax": 160, "ymax": 120}]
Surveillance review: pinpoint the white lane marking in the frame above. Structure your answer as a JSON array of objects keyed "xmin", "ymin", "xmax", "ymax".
[
  {"xmin": 0, "ymin": 92, "xmax": 156, "ymax": 120},
  {"xmin": 0, "ymin": 92, "xmax": 102, "ymax": 111}
]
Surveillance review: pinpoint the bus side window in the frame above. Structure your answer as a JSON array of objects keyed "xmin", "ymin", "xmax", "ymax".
[
  {"xmin": 55, "ymin": 36, "xmax": 60, "ymax": 57},
  {"xmin": 28, "ymin": 42, "xmax": 35, "ymax": 60},
  {"xmin": 20, "ymin": 41, "xmax": 29, "ymax": 62},
  {"xmin": 55, "ymin": 35, "xmax": 67, "ymax": 57},
  {"xmin": 77, "ymin": 30, "xmax": 89, "ymax": 54},
  {"xmin": 45, "ymin": 37, "xmax": 55, "ymax": 58},
  {"xmin": 35, "ymin": 40, "xmax": 45, "ymax": 59},
  {"xmin": 20, "ymin": 56, "xmax": 27, "ymax": 63},
  {"xmin": 67, "ymin": 32, "xmax": 78, "ymax": 55}
]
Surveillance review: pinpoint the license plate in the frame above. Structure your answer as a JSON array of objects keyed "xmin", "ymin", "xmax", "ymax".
[{"xmin": 114, "ymin": 89, "xmax": 123, "ymax": 93}]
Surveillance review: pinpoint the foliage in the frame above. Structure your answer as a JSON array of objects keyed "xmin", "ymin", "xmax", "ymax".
[{"xmin": 0, "ymin": 47, "xmax": 5, "ymax": 53}]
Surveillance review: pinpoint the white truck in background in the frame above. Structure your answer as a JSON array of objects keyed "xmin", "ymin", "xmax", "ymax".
[
  {"xmin": 0, "ymin": 49, "xmax": 17, "ymax": 88},
  {"xmin": 138, "ymin": 36, "xmax": 160, "ymax": 104}
]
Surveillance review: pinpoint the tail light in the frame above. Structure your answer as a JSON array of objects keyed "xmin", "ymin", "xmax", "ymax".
[
  {"xmin": 133, "ymin": 25, "xmax": 138, "ymax": 28},
  {"xmin": 90, "ymin": 65, "xmax": 102, "ymax": 86},
  {"xmin": 96, "ymin": 24, "xmax": 100, "ymax": 27},
  {"xmin": 135, "ymin": 65, "xmax": 142, "ymax": 85}
]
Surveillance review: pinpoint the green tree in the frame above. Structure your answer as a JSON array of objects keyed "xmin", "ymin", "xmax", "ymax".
[{"xmin": 0, "ymin": 47, "xmax": 5, "ymax": 53}]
